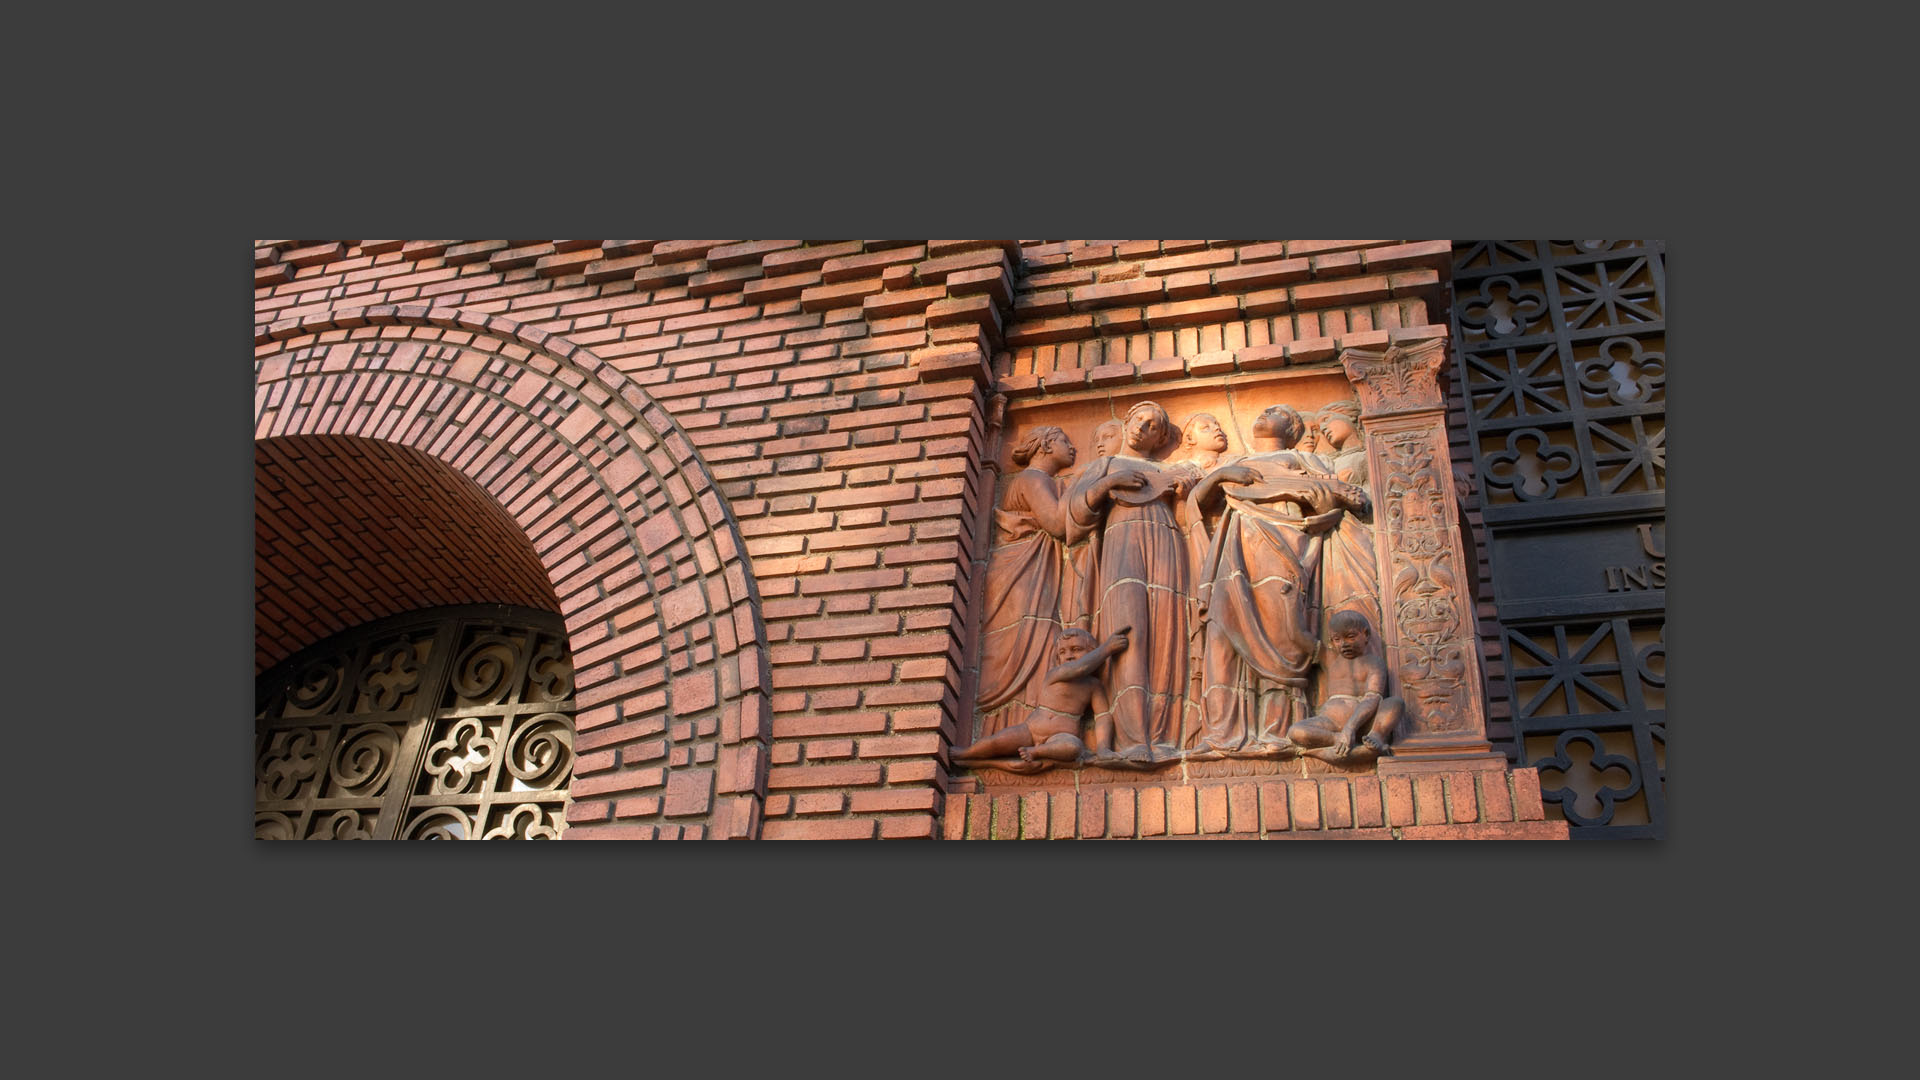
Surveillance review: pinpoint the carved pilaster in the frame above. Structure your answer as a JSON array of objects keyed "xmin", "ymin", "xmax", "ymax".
[{"xmin": 1344, "ymin": 339, "xmax": 1500, "ymax": 770}]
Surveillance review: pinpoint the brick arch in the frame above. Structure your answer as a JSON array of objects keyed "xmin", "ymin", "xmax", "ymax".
[
  {"xmin": 254, "ymin": 306, "xmax": 771, "ymax": 839},
  {"xmin": 254, "ymin": 433, "xmax": 561, "ymax": 673}
]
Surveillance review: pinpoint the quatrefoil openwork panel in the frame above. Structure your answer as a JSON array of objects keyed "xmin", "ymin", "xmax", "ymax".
[
  {"xmin": 423, "ymin": 716, "xmax": 499, "ymax": 795},
  {"xmin": 354, "ymin": 638, "xmax": 427, "ymax": 713},
  {"xmin": 1532, "ymin": 728, "xmax": 1643, "ymax": 829},
  {"xmin": 1575, "ymin": 336, "xmax": 1666, "ymax": 408},
  {"xmin": 1483, "ymin": 427, "xmax": 1582, "ymax": 502},
  {"xmin": 256, "ymin": 728, "xmax": 324, "ymax": 802},
  {"xmin": 1457, "ymin": 274, "xmax": 1551, "ymax": 342},
  {"xmin": 483, "ymin": 803, "xmax": 562, "ymax": 840}
]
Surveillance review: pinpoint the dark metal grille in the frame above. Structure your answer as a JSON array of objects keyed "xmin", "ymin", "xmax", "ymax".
[
  {"xmin": 1452, "ymin": 241, "xmax": 1665, "ymax": 523},
  {"xmin": 1449, "ymin": 241, "xmax": 1666, "ymax": 838},
  {"xmin": 255, "ymin": 604, "xmax": 575, "ymax": 840}
]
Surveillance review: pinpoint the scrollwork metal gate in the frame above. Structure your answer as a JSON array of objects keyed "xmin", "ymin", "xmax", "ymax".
[{"xmin": 255, "ymin": 604, "xmax": 576, "ymax": 840}]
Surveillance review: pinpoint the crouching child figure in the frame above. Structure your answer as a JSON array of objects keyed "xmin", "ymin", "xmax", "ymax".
[
  {"xmin": 950, "ymin": 626, "xmax": 1130, "ymax": 770},
  {"xmin": 1285, "ymin": 610, "xmax": 1403, "ymax": 763}
]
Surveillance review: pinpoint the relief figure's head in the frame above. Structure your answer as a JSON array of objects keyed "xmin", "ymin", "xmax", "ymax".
[
  {"xmin": 1251, "ymin": 404, "xmax": 1306, "ymax": 452},
  {"xmin": 1055, "ymin": 626, "xmax": 1097, "ymax": 663},
  {"xmin": 1122, "ymin": 401, "xmax": 1172, "ymax": 455},
  {"xmin": 1318, "ymin": 399, "xmax": 1363, "ymax": 451},
  {"xmin": 1295, "ymin": 412, "xmax": 1322, "ymax": 454},
  {"xmin": 1327, "ymin": 609, "xmax": 1373, "ymax": 659},
  {"xmin": 1179, "ymin": 412, "xmax": 1229, "ymax": 458},
  {"xmin": 1011, "ymin": 426, "xmax": 1074, "ymax": 474}
]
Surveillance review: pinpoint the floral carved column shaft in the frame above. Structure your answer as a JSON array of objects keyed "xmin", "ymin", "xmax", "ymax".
[{"xmin": 1342, "ymin": 339, "xmax": 1499, "ymax": 768}]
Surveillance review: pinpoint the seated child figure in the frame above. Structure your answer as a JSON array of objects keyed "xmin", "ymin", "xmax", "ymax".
[
  {"xmin": 951, "ymin": 626, "xmax": 1130, "ymax": 768},
  {"xmin": 1285, "ymin": 610, "xmax": 1403, "ymax": 763}
]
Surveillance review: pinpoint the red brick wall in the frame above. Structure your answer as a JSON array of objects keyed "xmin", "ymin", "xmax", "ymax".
[
  {"xmin": 255, "ymin": 240, "xmax": 1016, "ymax": 840},
  {"xmin": 253, "ymin": 239, "xmax": 1552, "ymax": 840},
  {"xmin": 998, "ymin": 239, "xmax": 1451, "ymax": 390}
]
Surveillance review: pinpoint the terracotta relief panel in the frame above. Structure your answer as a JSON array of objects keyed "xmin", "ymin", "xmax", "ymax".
[{"xmin": 957, "ymin": 369, "xmax": 1426, "ymax": 778}]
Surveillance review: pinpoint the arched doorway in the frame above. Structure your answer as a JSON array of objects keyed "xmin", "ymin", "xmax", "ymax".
[{"xmin": 253, "ymin": 310, "xmax": 773, "ymax": 838}]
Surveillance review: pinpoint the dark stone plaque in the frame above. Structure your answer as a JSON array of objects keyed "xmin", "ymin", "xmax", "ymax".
[{"xmin": 1489, "ymin": 518, "xmax": 1665, "ymax": 621}]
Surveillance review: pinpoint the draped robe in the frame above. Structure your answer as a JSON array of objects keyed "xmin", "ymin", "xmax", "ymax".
[
  {"xmin": 1317, "ymin": 444, "xmax": 1380, "ymax": 639},
  {"xmin": 1169, "ymin": 457, "xmax": 1222, "ymax": 745},
  {"xmin": 976, "ymin": 470, "xmax": 1069, "ymax": 732},
  {"xmin": 1064, "ymin": 455, "xmax": 1191, "ymax": 758},
  {"xmin": 1192, "ymin": 454, "xmax": 1339, "ymax": 752}
]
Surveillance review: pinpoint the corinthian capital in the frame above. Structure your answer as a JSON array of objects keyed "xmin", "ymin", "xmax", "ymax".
[{"xmin": 1340, "ymin": 338, "xmax": 1448, "ymax": 419}]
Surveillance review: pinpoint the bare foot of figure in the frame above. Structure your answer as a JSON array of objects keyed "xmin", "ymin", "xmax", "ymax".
[
  {"xmin": 1320, "ymin": 730, "xmax": 1382, "ymax": 764},
  {"xmin": 1304, "ymin": 743, "xmax": 1376, "ymax": 765}
]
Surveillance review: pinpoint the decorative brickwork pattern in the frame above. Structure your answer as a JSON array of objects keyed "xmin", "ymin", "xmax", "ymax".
[
  {"xmin": 254, "ymin": 242, "xmax": 1024, "ymax": 839},
  {"xmin": 997, "ymin": 240, "xmax": 1452, "ymax": 396}
]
